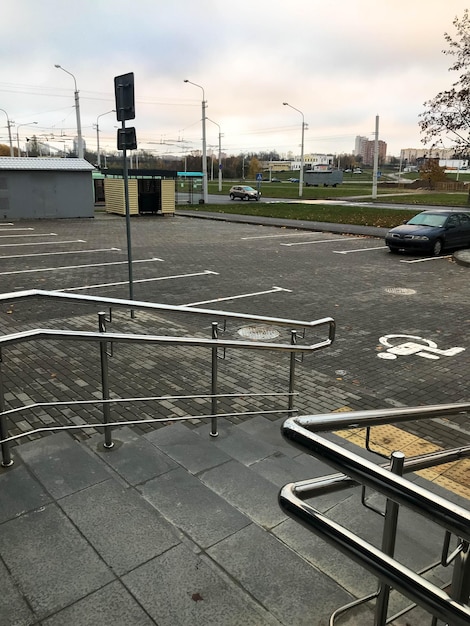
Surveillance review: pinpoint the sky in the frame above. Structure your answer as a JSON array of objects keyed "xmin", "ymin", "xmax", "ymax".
[{"xmin": 1, "ymin": 0, "xmax": 469, "ymax": 160}]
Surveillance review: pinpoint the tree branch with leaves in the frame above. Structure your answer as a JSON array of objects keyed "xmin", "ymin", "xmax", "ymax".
[{"xmin": 419, "ymin": 10, "xmax": 470, "ymax": 155}]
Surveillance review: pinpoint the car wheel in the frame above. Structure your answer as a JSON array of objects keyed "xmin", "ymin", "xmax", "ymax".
[
  {"xmin": 255, "ymin": 196, "xmax": 259, "ymax": 201},
  {"xmin": 230, "ymin": 194, "xmax": 235, "ymax": 200},
  {"xmin": 388, "ymin": 247, "xmax": 398, "ymax": 254},
  {"xmin": 244, "ymin": 195, "xmax": 249, "ymax": 200},
  {"xmin": 432, "ymin": 239, "xmax": 443, "ymax": 256}
]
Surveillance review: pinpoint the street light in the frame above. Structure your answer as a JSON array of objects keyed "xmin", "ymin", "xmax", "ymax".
[
  {"xmin": 283, "ymin": 102, "xmax": 306, "ymax": 197},
  {"xmin": 0, "ymin": 108, "xmax": 14, "ymax": 156},
  {"xmin": 184, "ymin": 79, "xmax": 208, "ymax": 203},
  {"xmin": 55, "ymin": 64, "xmax": 83, "ymax": 158},
  {"xmin": 16, "ymin": 122, "xmax": 37, "ymax": 156},
  {"xmin": 207, "ymin": 117, "xmax": 223, "ymax": 192},
  {"xmin": 95, "ymin": 110, "xmax": 115, "ymax": 168}
]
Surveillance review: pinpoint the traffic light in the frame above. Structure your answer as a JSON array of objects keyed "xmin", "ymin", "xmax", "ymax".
[{"xmin": 114, "ymin": 73, "xmax": 135, "ymax": 121}]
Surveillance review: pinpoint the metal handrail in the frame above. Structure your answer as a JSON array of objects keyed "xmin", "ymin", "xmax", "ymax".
[
  {"xmin": 0, "ymin": 304, "xmax": 334, "ymax": 465},
  {"xmin": 279, "ymin": 408, "xmax": 470, "ymax": 626},
  {"xmin": 0, "ymin": 289, "xmax": 336, "ymax": 336},
  {"xmin": 0, "ymin": 327, "xmax": 332, "ymax": 353}
]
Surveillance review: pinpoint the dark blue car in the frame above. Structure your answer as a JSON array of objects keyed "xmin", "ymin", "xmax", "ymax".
[{"xmin": 385, "ymin": 210, "xmax": 470, "ymax": 256}]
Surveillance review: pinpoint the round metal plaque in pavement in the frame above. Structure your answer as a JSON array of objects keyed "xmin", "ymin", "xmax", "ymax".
[
  {"xmin": 237, "ymin": 325, "xmax": 280, "ymax": 341},
  {"xmin": 385, "ymin": 287, "xmax": 416, "ymax": 295}
]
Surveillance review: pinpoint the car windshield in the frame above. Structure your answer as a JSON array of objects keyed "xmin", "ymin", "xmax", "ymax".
[
  {"xmin": 407, "ymin": 213, "xmax": 447, "ymax": 227},
  {"xmin": 242, "ymin": 186, "xmax": 255, "ymax": 191}
]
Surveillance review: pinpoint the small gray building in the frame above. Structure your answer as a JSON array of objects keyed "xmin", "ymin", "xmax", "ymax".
[{"xmin": 0, "ymin": 157, "xmax": 95, "ymax": 220}]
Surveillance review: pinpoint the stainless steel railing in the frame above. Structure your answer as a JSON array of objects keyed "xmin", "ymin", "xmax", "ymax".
[
  {"xmin": 0, "ymin": 290, "xmax": 335, "ymax": 466},
  {"xmin": 0, "ymin": 289, "xmax": 337, "ymax": 335},
  {"xmin": 279, "ymin": 408, "xmax": 470, "ymax": 626}
]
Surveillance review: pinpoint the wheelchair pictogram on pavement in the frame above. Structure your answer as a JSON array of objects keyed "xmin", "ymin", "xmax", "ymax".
[{"xmin": 377, "ymin": 334, "xmax": 465, "ymax": 361}]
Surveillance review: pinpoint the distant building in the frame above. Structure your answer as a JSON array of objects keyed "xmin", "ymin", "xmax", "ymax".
[
  {"xmin": 400, "ymin": 147, "xmax": 455, "ymax": 164},
  {"xmin": 292, "ymin": 153, "xmax": 335, "ymax": 170},
  {"xmin": 354, "ymin": 135, "xmax": 387, "ymax": 165}
]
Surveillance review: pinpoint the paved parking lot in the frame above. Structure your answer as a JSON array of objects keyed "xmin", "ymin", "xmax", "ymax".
[{"xmin": 0, "ymin": 211, "xmax": 469, "ymax": 458}]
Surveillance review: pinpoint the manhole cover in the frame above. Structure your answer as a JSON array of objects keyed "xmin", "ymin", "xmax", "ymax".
[
  {"xmin": 385, "ymin": 287, "xmax": 416, "ymax": 295},
  {"xmin": 237, "ymin": 325, "xmax": 280, "ymax": 341}
]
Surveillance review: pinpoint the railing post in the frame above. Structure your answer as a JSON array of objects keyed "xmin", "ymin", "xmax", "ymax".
[
  {"xmin": 210, "ymin": 321, "xmax": 218, "ymax": 437},
  {"xmin": 98, "ymin": 312, "xmax": 114, "ymax": 449},
  {"xmin": 0, "ymin": 348, "xmax": 13, "ymax": 467},
  {"xmin": 374, "ymin": 450, "xmax": 405, "ymax": 625},
  {"xmin": 450, "ymin": 541, "xmax": 470, "ymax": 609},
  {"xmin": 288, "ymin": 330, "xmax": 297, "ymax": 413}
]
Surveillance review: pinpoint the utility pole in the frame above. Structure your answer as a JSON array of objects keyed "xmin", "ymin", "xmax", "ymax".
[{"xmin": 372, "ymin": 115, "xmax": 379, "ymax": 200}]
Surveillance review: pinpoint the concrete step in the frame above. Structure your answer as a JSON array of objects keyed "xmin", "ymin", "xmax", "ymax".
[{"xmin": 0, "ymin": 421, "xmax": 458, "ymax": 625}]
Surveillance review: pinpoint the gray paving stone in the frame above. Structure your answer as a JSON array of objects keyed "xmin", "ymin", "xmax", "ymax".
[
  {"xmin": 59, "ymin": 478, "xmax": 180, "ymax": 576},
  {"xmin": 200, "ymin": 459, "xmax": 288, "ymax": 529},
  {"xmin": 249, "ymin": 450, "xmax": 333, "ymax": 486},
  {"xmin": 236, "ymin": 415, "xmax": 302, "ymax": 458},
  {"xmin": 16, "ymin": 431, "xmax": 111, "ymax": 499},
  {"xmin": 144, "ymin": 422, "xmax": 231, "ymax": 473},
  {"xmin": 123, "ymin": 543, "xmax": 282, "ymax": 626},
  {"xmin": 86, "ymin": 426, "xmax": 178, "ymax": 485},
  {"xmin": 208, "ymin": 523, "xmax": 353, "ymax": 626},
  {"xmin": 0, "ymin": 503, "xmax": 114, "ymax": 620},
  {"xmin": 41, "ymin": 580, "xmax": 155, "ymax": 626},
  {"xmin": 0, "ymin": 463, "xmax": 51, "ymax": 524},
  {"xmin": 0, "ymin": 558, "xmax": 35, "ymax": 626},
  {"xmin": 195, "ymin": 419, "xmax": 280, "ymax": 465},
  {"xmin": 273, "ymin": 516, "xmax": 377, "ymax": 598},
  {"xmin": 140, "ymin": 466, "xmax": 250, "ymax": 548}
]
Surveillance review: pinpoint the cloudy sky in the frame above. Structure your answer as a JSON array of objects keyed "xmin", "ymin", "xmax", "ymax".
[{"xmin": 1, "ymin": 0, "xmax": 468, "ymax": 159}]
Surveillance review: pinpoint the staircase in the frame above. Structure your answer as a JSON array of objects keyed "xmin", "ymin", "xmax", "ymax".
[{"xmin": 1, "ymin": 415, "xmax": 459, "ymax": 626}]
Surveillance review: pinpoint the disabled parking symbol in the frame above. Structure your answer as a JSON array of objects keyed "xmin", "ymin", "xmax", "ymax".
[{"xmin": 377, "ymin": 334, "xmax": 465, "ymax": 360}]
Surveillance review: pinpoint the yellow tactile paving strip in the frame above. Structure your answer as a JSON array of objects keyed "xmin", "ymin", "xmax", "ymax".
[{"xmin": 332, "ymin": 407, "xmax": 470, "ymax": 500}]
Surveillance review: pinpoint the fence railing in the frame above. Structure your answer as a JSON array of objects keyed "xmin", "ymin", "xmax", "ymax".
[
  {"xmin": 279, "ymin": 407, "xmax": 470, "ymax": 626},
  {"xmin": 0, "ymin": 290, "xmax": 335, "ymax": 467}
]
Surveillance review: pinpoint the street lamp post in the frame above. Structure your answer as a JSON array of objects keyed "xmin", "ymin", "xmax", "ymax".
[
  {"xmin": 16, "ymin": 122, "xmax": 37, "ymax": 156},
  {"xmin": 95, "ymin": 110, "xmax": 115, "ymax": 168},
  {"xmin": 0, "ymin": 109, "xmax": 14, "ymax": 156},
  {"xmin": 184, "ymin": 79, "xmax": 208, "ymax": 203},
  {"xmin": 207, "ymin": 118, "xmax": 223, "ymax": 192},
  {"xmin": 55, "ymin": 64, "xmax": 83, "ymax": 158},
  {"xmin": 283, "ymin": 102, "xmax": 306, "ymax": 198}
]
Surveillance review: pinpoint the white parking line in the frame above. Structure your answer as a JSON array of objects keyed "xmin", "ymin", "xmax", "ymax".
[
  {"xmin": 333, "ymin": 246, "xmax": 388, "ymax": 254},
  {"xmin": 0, "ymin": 223, "xmax": 14, "ymax": 226},
  {"xmin": 0, "ymin": 247, "xmax": 121, "ymax": 260},
  {"xmin": 59, "ymin": 270, "xmax": 218, "ymax": 292},
  {"xmin": 0, "ymin": 232, "xmax": 57, "ymax": 239},
  {"xmin": 0, "ymin": 257, "xmax": 163, "ymax": 276},
  {"xmin": 281, "ymin": 237, "xmax": 362, "ymax": 247},
  {"xmin": 0, "ymin": 228, "xmax": 34, "ymax": 231},
  {"xmin": 0, "ymin": 240, "xmax": 85, "ymax": 248},
  {"xmin": 183, "ymin": 286, "xmax": 292, "ymax": 307},
  {"xmin": 400, "ymin": 255, "xmax": 452, "ymax": 263}
]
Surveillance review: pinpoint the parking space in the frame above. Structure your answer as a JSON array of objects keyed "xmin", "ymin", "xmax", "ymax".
[{"xmin": 0, "ymin": 213, "xmax": 469, "ymax": 455}]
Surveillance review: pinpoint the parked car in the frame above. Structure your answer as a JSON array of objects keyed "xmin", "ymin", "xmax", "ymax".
[
  {"xmin": 385, "ymin": 210, "xmax": 470, "ymax": 256},
  {"xmin": 288, "ymin": 177, "xmax": 299, "ymax": 183},
  {"xmin": 229, "ymin": 185, "xmax": 260, "ymax": 201},
  {"xmin": 271, "ymin": 177, "xmax": 281, "ymax": 183}
]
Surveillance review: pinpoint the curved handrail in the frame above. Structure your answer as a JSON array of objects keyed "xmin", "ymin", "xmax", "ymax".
[
  {"xmin": 279, "ymin": 407, "xmax": 470, "ymax": 625},
  {"xmin": 0, "ymin": 289, "xmax": 336, "ymax": 337},
  {"xmin": 281, "ymin": 408, "xmax": 470, "ymax": 542}
]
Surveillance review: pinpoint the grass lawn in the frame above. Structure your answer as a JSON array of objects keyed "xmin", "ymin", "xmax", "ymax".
[
  {"xmin": 189, "ymin": 180, "xmax": 470, "ymax": 228},
  {"xmin": 182, "ymin": 203, "xmax": 418, "ymax": 229}
]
